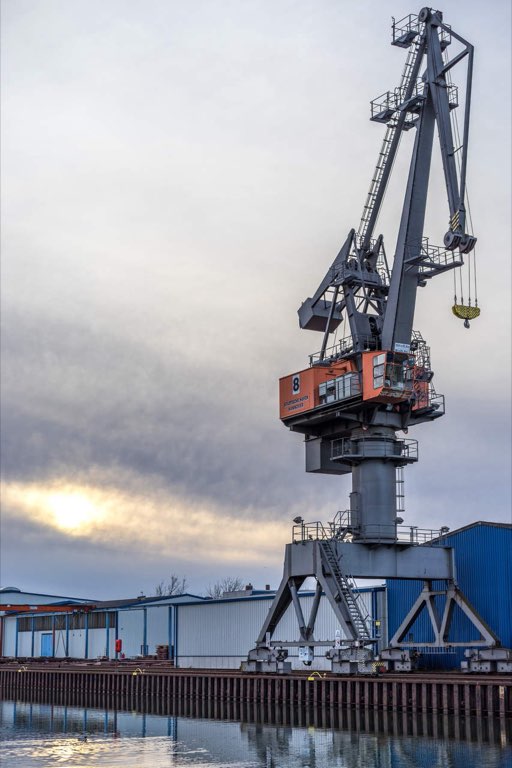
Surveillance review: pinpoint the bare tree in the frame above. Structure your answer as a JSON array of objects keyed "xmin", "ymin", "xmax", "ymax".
[
  {"xmin": 154, "ymin": 574, "xmax": 188, "ymax": 597},
  {"xmin": 206, "ymin": 576, "xmax": 245, "ymax": 599}
]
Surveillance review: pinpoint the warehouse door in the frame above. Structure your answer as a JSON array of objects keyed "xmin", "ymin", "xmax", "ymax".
[{"xmin": 41, "ymin": 633, "xmax": 53, "ymax": 657}]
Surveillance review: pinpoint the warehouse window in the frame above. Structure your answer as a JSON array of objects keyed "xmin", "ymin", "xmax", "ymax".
[
  {"xmin": 88, "ymin": 612, "xmax": 106, "ymax": 629},
  {"xmin": 108, "ymin": 612, "xmax": 116, "ymax": 628},
  {"xmin": 34, "ymin": 616, "xmax": 53, "ymax": 631},
  {"xmin": 69, "ymin": 613, "xmax": 85, "ymax": 630},
  {"xmin": 55, "ymin": 615, "xmax": 66, "ymax": 630},
  {"xmin": 18, "ymin": 617, "xmax": 32, "ymax": 632}
]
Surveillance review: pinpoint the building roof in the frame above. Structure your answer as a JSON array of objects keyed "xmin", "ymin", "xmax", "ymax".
[
  {"xmin": 0, "ymin": 588, "xmax": 95, "ymax": 604},
  {"xmin": 176, "ymin": 584, "xmax": 385, "ymax": 608},
  {"xmin": 94, "ymin": 593, "xmax": 206, "ymax": 610},
  {"xmin": 445, "ymin": 520, "xmax": 512, "ymax": 536}
]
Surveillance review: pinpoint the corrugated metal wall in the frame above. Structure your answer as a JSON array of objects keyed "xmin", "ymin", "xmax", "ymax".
[
  {"xmin": 68, "ymin": 629, "xmax": 85, "ymax": 658},
  {"xmin": 2, "ymin": 620, "xmax": 17, "ymax": 656},
  {"xmin": 146, "ymin": 606, "xmax": 170, "ymax": 649},
  {"xmin": 87, "ymin": 628, "xmax": 113, "ymax": 659},
  {"xmin": 117, "ymin": 609, "xmax": 145, "ymax": 657},
  {"xmin": 386, "ymin": 523, "xmax": 512, "ymax": 669},
  {"xmin": 17, "ymin": 630, "xmax": 31, "ymax": 656},
  {"xmin": 176, "ymin": 589, "xmax": 384, "ymax": 670}
]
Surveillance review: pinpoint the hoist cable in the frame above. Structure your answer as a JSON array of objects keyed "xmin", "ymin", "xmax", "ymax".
[
  {"xmin": 467, "ymin": 242, "xmax": 472, "ymax": 304},
  {"xmin": 450, "ymin": 99, "xmax": 477, "ymax": 306},
  {"xmin": 444, "ymin": 46, "xmax": 479, "ymax": 313},
  {"xmin": 473, "ymin": 247, "xmax": 478, "ymax": 306}
]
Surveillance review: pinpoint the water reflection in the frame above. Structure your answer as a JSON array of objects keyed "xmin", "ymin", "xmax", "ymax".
[{"xmin": 0, "ymin": 697, "xmax": 510, "ymax": 768}]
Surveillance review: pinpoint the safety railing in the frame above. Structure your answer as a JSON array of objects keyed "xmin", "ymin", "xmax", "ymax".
[
  {"xmin": 395, "ymin": 525, "xmax": 450, "ymax": 545},
  {"xmin": 292, "ymin": 520, "xmax": 330, "ymax": 543},
  {"xmin": 391, "ymin": 13, "xmax": 421, "ymax": 46},
  {"xmin": 371, "ymin": 81, "xmax": 458, "ymax": 122},
  {"xmin": 406, "ymin": 238, "xmax": 464, "ymax": 274},
  {"xmin": 331, "ymin": 437, "xmax": 418, "ymax": 462},
  {"xmin": 413, "ymin": 389, "xmax": 445, "ymax": 416},
  {"xmin": 370, "ymin": 82, "xmax": 423, "ymax": 121},
  {"xmin": 429, "ymin": 392, "xmax": 445, "ymax": 414},
  {"xmin": 309, "ymin": 335, "xmax": 378, "ymax": 366},
  {"xmin": 292, "ymin": 513, "xmax": 450, "ymax": 547},
  {"xmin": 391, "ymin": 13, "xmax": 450, "ymax": 49}
]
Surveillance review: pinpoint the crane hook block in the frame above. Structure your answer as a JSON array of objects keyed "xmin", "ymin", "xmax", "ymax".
[{"xmin": 452, "ymin": 304, "xmax": 480, "ymax": 322}]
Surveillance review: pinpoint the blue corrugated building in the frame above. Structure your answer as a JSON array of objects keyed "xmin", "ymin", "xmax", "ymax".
[{"xmin": 386, "ymin": 521, "xmax": 512, "ymax": 669}]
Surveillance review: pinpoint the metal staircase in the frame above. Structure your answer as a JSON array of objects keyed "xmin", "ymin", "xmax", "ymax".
[{"xmin": 320, "ymin": 540, "xmax": 372, "ymax": 643}]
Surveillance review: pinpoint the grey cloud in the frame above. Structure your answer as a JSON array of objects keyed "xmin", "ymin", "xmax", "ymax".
[
  {"xmin": 2, "ymin": 302, "xmax": 510, "ymax": 536},
  {"xmin": 0, "ymin": 510, "xmax": 279, "ymax": 598},
  {"xmin": 1, "ymin": 306, "xmax": 326, "ymax": 516}
]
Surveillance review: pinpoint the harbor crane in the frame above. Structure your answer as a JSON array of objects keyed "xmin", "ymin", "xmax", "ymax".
[{"xmin": 246, "ymin": 8, "xmax": 510, "ymax": 674}]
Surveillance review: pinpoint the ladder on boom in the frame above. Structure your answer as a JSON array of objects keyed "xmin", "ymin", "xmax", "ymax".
[{"xmin": 358, "ymin": 35, "xmax": 424, "ymax": 249}]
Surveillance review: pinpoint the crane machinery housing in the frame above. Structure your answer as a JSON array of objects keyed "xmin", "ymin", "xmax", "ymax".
[{"xmin": 245, "ymin": 7, "xmax": 511, "ymax": 675}]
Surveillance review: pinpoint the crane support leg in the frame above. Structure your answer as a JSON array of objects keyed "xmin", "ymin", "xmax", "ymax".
[
  {"xmin": 388, "ymin": 579, "xmax": 499, "ymax": 648},
  {"xmin": 245, "ymin": 537, "xmax": 459, "ymax": 674}
]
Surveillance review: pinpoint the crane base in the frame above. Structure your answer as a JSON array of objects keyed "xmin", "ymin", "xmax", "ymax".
[
  {"xmin": 462, "ymin": 648, "xmax": 512, "ymax": 674},
  {"xmin": 326, "ymin": 645, "xmax": 378, "ymax": 675},
  {"xmin": 379, "ymin": 647, "xmax": 420, "ymax": 672},
  {"xmin": 242, "ymin": 646, "xmax": 291, "ymax": 674}
]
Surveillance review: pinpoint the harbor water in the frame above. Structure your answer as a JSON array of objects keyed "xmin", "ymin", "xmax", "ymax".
[{"xmin": 0, "ymin": 698, "xmax": 511, "ymax": 768}]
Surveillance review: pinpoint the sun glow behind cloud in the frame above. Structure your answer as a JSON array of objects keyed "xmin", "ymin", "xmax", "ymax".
[
  {"xmin": 46, "ymin": 491, "xmax": 105, "ymax": 532},
  {"xmin": 2, "ymin": 478, "xmax": 289, "ymax": 565},
  {"xmin": 4, "ymin": 483, "xmax": 107, "ymax": 536}
]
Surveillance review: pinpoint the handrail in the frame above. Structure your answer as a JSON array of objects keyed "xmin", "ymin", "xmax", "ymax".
[
  {"xmin": 309, "ymin": 335, "xmax": 377, "ymax": 365},
  {"xmin": 292, "ymin": 513, "xmax": 450, "ymax": 546},
  {"xmin": 331, "ymin": 437, "xmax": 419, "ymax": 462},
  {"xmin": 371, "ymin": 80, "xmax": 457, "ymax": 120}
]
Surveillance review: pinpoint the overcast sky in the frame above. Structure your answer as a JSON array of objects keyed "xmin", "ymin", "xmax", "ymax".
[{"xmin": 1, "ymin": 0, "xmax": 510, "ymax": 600}]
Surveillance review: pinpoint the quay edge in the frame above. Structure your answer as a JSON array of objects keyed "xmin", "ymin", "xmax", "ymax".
[{"xmin": 0, "ymin": 662, "xmax": 511, "ymax": 718}]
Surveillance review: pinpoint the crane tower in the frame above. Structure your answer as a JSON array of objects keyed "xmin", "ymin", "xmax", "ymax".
[{"xmin": 245, "ymin": 8, "xmax": 509, "ymax": 674}]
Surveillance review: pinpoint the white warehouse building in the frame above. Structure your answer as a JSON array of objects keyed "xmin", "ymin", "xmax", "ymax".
[{"xmin": 0, "ymin": 586, "xmax": 387, "ymax": 670}]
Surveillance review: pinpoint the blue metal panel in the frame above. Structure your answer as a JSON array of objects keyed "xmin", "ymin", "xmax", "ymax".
[
  {"xmin": 174, "ymin": 605, "xmax": 179, "ymax": 667},
  {"xmin": 84, "ymin": 613, "xmax": 89, "ymax": 659},
  {"xmin": 168, "ymin": 606, "xmax": 173, "ymax": 660},
  {"xmin": 387, "ymin": 523, "xmax": 512, "ymax": 669},
  {"xmin": 142, "ymin": 608, "xmax": 148, "ymax": 656}
]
